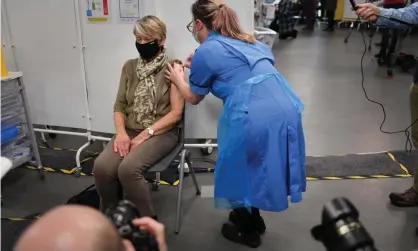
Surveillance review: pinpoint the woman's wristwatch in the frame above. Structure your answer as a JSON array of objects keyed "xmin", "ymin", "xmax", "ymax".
[{"xmin": 147, "ymin": 127, "xmax": 155, "ymax": 136}]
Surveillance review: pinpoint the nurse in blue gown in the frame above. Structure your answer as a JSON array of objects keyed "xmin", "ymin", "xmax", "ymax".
[{"xmin": 165, "ymin": 0, "xmax": 306, "ymax": 247}]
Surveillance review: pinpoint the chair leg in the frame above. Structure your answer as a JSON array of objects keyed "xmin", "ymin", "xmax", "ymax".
[
  {"xmin": 186, "ymin": 153, "xmax": 201, "ymax": 195},
  {"xmin": 174, "ymin": 149, "xmax": 187, "ymax": 234},
  {"xmin": 152, "ymin": 172, "xmax": 161, "ymax": 191}
]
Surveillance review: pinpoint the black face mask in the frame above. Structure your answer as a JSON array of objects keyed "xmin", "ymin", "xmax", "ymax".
[{"xmin": 135, "ymin": 40, "xmax": 161, "ymax": 60}]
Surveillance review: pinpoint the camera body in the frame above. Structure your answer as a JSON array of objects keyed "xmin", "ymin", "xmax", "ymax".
[{"xmin": 106, "ymin": 200, "xmax": 159, "ymax": 251}]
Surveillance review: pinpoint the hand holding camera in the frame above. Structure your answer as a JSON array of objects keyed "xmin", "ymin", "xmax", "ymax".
[
  {"xmin": 133, "ymin": 217, "xmax": 167, "ymax": 251},
  {"xmin": 106, "ymin": 200, "xmax": 166, "ymax": 251}
]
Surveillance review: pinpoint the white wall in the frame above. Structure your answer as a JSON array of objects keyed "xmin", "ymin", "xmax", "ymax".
[
  {"xmin": 2, "ymin": 0, "xmax": 254, "ymax": 137},
  {"xmin": 157, "ymin": 0, "xmax": 254, "ymax": 138},
  {"xmin": 1, "ymin": 5, "xmax": 17, "ymax": 72},
  {"xmin": 2, "ymin": 0, "xmax": 88, "ymax": 129},
  {"xmin": 343, "ymin": 0, "xmax": 363, "ymax": 20},
  {"xmin": 80, "ymin": 0, "xmax": 158, "ymax": 133}
]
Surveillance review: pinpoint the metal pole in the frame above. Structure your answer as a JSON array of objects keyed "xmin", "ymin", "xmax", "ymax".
[
  {"xmin": 174, "ymin": 149, "xmax": 187, "ymax": 234},
  {"xmin": 91, "ymin": 135, "xmax": 112, "ymax": 142},
  {"xmin": 74, "ymin": 141, "xmax": 92, "ymax": 177},
  {"xmin": 184, "ymin": 143, "xmax": 218, "ymax": 148},
  {"xmin": 34, "ymin": 128, "xmax": 88, "ymax": 137},
  {"xmin": 91, "ymin": 135, "xmax": 219, "ymax": 148}
]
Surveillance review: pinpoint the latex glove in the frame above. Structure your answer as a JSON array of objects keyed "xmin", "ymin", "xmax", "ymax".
[
  {"xmin": 183, "ymin": 52, "xmax": 194, "ymax": 69},
  {"xmin": 355, "ymin": 3, "xmax": 380, "ymax": 22},
  {"xmin": 165, "ymin": 62, "xmax": 185, "ymax": 86},
  {"xmin": 113, "ymin": 131, "xmax": 130, "ymax": 157},
  {"xmin": 133, "ymin": 217, "xmax": 167, "ymax": 251}
]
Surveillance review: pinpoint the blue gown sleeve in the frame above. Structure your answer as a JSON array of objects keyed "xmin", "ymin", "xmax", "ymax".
[
  {"xmin": 287, "ymin": 120, "xmax": 305, "ymax": 203},
  {"xmin": 189, "ymin": 47, "xmax": 215, "ymax": 96}
]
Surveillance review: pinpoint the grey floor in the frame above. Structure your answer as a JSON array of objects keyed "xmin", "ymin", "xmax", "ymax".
[
  {"xmin": 278, "ymin": 28, "xmax": 415, "ymax": 156},
  {"xmin": 2, "ymin": 29, "xmax": 418, "ymax": 251}
]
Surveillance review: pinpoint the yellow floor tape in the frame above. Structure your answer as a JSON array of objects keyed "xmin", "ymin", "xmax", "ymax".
[
  {"xmin": 2, "ymin": 215, "xmax": 41, "ymax": 221},
  {"xmin": 33, "ymin": 147, "xmax": 414, "ymax": 185},
  {"xmin": 9, "ymin": 152, "xmax": 416, "ymax": 222},
  {"xmin": 38, "ymin": 145, "xmax": 98, "ymax": 155},
  {"xmin": 387, "ymin": 152, "xmax": 411, "ymax": 176},
  {"xmin": 23, "ymin": 163, "xmax": 412, "ymax": 184}
]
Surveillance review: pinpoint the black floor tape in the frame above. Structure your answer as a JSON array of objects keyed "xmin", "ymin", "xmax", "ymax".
[
  {"xmin": 1, "ymin": 219, "xmax": 36, "ymax": 251},
  {"xmin": 3, "ymin": 150, "xmax": 413, "ymax": 251},
  {"xmin": 389, "ymin": 150, "xmax": 417, "ymax": 174},
  {"xmin": 31, "ymin": 146, "xmax": 414, "ymax": 183},
  {"xmin": 38, "ymin": 147, "xmax": 97, "ymax": 170},
  {"xmin": 33, "ymin": 147, "xmax": 181, "ymax": 184},
  {"xmin": 305, "ymin": 153, "xmax": 405, "ymax": 177}
]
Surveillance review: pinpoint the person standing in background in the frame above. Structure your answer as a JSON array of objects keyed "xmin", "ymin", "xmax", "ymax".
[
  {"xmin": 374, "ymin": 0, "xmax": 406, "ymax": 64},
  {"xmin": 276, "ymin": 0, "xmax": 298, "ymax": 39},
  {"xmin": 301, "ymin": 0, "xmax": 317, "ymax": 30},
  {"xmin": 322, "ymin": 0, "xmax": 337, "ymax": 31},
  {"xmin": 356, "ymin": 2, "xmax": 418, "ymax": 207}
]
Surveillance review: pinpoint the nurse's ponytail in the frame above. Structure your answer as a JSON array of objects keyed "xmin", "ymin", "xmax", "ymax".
[{"xmin": 191, "ymin": 0, "xmax": 256, "ymax": 43}]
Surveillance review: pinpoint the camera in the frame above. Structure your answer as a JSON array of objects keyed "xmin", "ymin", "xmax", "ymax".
[
  {"xmin": 311, "ymin": 197, "xmax": 378, "ymax": 251},
  {"xmin": 105, "ymin": 200, "xmax": 159, "ymax": 251}
]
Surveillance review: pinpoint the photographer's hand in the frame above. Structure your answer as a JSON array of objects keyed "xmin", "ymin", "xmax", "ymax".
[{"xmin": 133, "ymin": 217, "xmax": 167, "ymax": 251}]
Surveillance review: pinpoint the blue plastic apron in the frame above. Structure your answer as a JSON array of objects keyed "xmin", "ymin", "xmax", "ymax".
[{"xmin": 214, "ymin": 72, "xmax": 304, "ymax": 211}]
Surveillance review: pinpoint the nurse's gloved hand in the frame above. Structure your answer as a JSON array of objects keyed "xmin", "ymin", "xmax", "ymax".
[
  {"xmin": 183, "ymin": 52, "xmax": 194, "ymax": 69},
  {"xmin": 165, "ymin": 62, "xmax": 185, "ymax": 85}
]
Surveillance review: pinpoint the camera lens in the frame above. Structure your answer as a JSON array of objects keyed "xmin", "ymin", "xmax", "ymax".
[{"xmin": 311, "ymin": 198, "xmax": 377, "ymax": 251}]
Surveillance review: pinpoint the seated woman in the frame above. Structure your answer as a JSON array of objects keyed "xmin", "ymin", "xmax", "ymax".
[{"xmin": 93, "ymin": 15, "xmax": 184, "ymax": 218}]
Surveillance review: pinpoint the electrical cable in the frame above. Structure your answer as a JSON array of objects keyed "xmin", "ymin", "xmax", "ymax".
[
  {"xmin": 191, "ymin": 157, "xmax": 217, "ymax": 166},
  {"xmin": 357, "ymin": 17, "xmax": 418, "ymax": 153}
]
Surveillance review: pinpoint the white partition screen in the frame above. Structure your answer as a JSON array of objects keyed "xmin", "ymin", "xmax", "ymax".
[
  {"xmin": 1, "ymin": 7, "xmax": 17, "ymax": 72},
  {"xmin": 343, "ymin": 0, "xmax": 362, "ymax": 20},
  {"xmin": 155, "ymin": 0, "xmax": 224, "ymax": 139},
  {"xmin": 3, "ymin": 0, "xmax": 254, "ymax": 139},
  {"xmin": 81, "ymin": 0, "xmax": 157, "ymax": 133},
  {"xmin": 158, "ymin": 0, "xmax": 255, "ymax": 139},
  {"xmin": 84, "ymin": 0, "xmax": 254, "ymax": 137},
  {"xmin": 2, "ymin": 0, "xmax": 88, "ymax": 129}
]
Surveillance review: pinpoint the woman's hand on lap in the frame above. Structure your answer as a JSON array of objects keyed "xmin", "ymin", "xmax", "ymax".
[
  {"xmin": 165, "ymin": 62, "xmax": 185, "ymax": 85},
  {"xmin": 114, "ymin": 131, "xmax": 131, "ymax": 157},
  {"xmin": 130, "ymin": 130, "xmax": 151, "ymax": 150}
]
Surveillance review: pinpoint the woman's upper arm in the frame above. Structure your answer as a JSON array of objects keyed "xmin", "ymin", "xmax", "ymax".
[
  {"xmin": 170, "ymin": 83, "xmax": 185, "ymax": 116},
  {"xmin": 113, "ymin": 60, "xmax": 130, "ymax": 113},
  {"xmin": 189, "ymin": 46, "xmax": 216, "ymax": 96}
]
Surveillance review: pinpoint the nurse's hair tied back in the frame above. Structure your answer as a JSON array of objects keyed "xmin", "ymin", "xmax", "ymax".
[
  {"xmin": 191, "ymin": 0, "xmax": 256, "ymax": 43},
  {"xmin": 133, "ymin": 15, "xmax": 167, "ymax": 41}
]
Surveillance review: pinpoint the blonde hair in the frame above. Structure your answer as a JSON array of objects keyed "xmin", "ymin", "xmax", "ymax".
[
  {"xmin": 133, "ymin": 15, "xmax": 167, "ymax": 41},
  {"xmin": 191, "ymin": 0, "xmax": 256, "ymax": 43}
]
